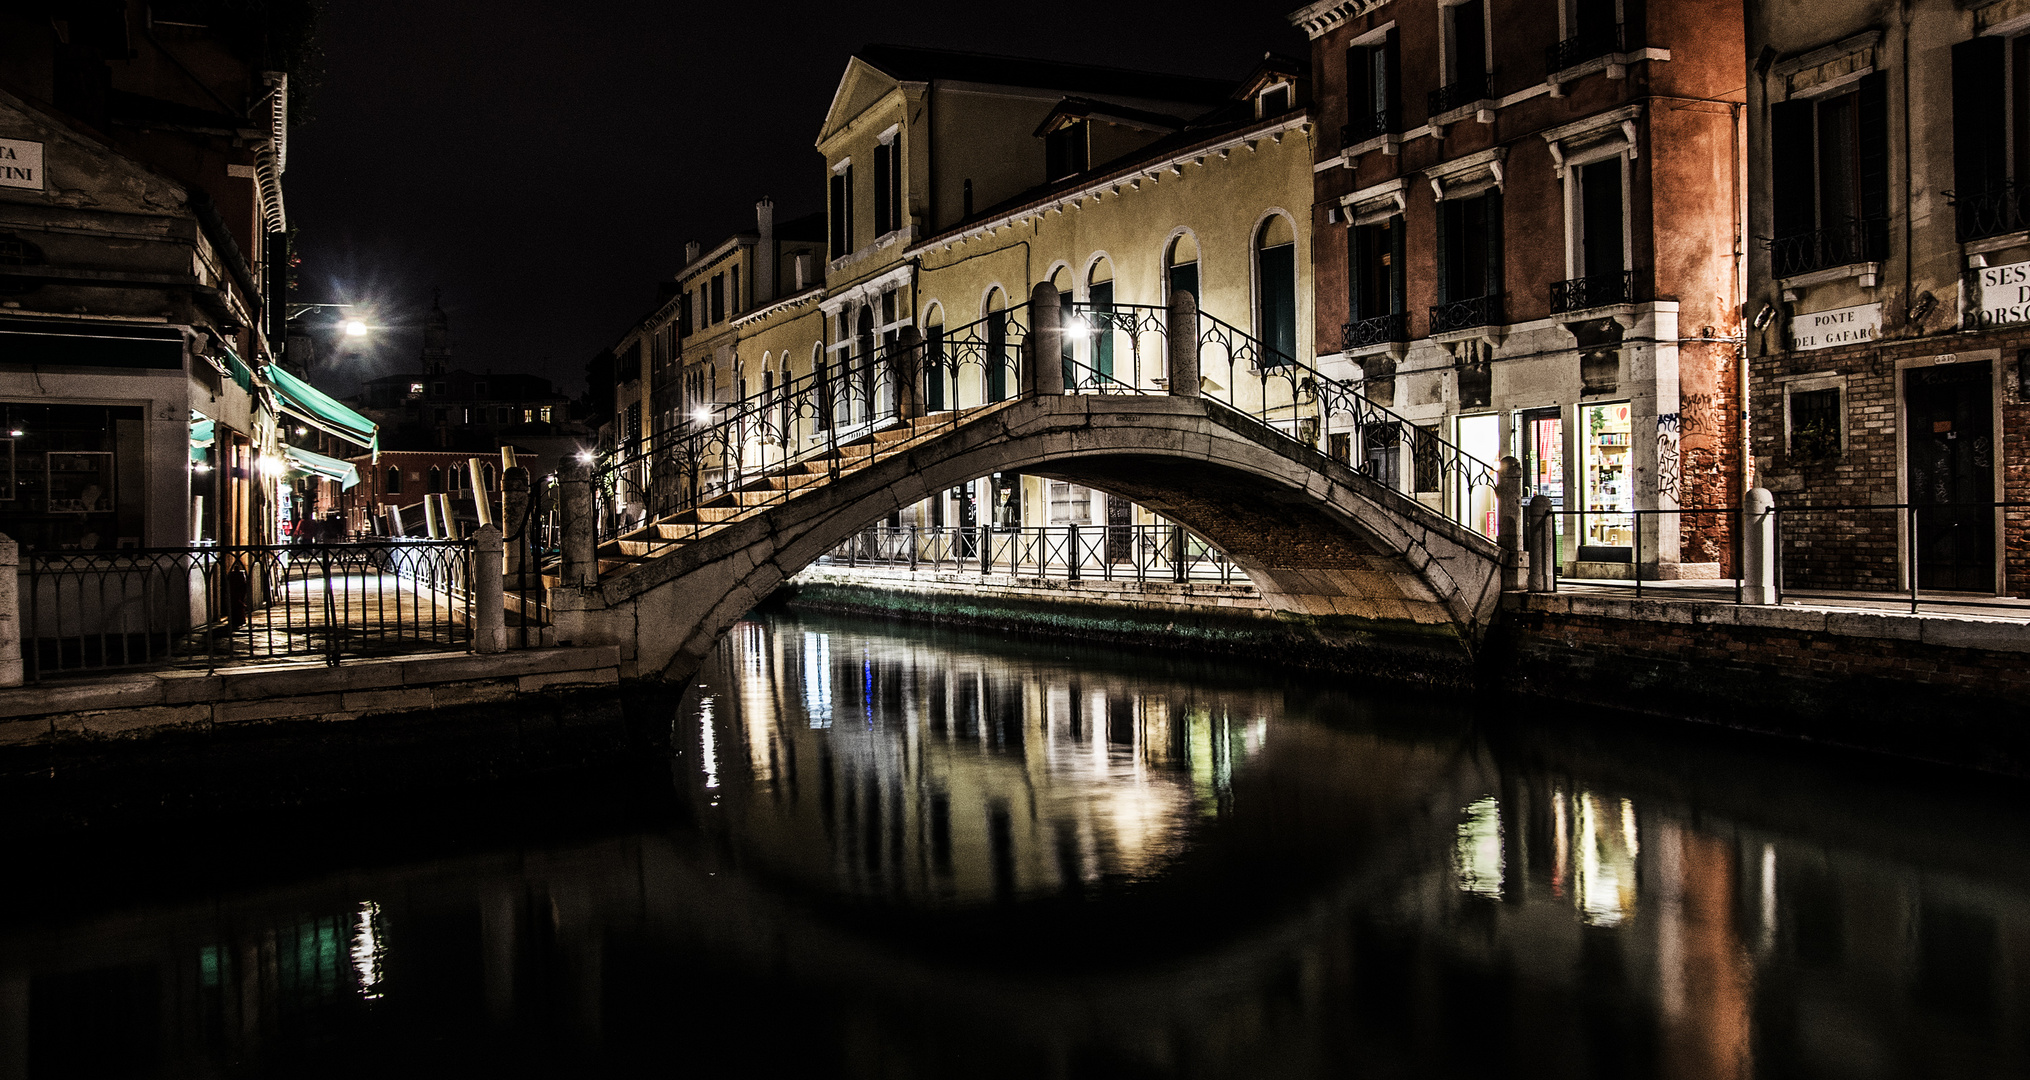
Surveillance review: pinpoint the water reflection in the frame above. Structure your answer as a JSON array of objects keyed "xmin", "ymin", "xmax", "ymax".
[{"xmin": 4, "ymin": 612, "xmax": 2029, "ymax": 1077}]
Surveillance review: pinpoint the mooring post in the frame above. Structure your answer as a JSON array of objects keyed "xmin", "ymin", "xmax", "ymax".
[
  {"xmin": 559, "ymin": 458, "xmax": 598, "ymax": 588},
  {"xmin": 1167, "ymin": 290, "xmax": 1199, "ymax": 397},
  {"xmin": 468, "ymin": 457, "xmax": 495, "ymax": 527},
  {"xmin": 1526, "ymin": 495, "xmax": 1557, "ymax": 593},
  {"xmin": 1066, "ymin": 522, "xmax": 1081, "ymax": 582},
  {"xmin": 0, "ymin": 533, "xmax": 20, "ymax": 687},
  {"xmin": 1496, "ymin": 456, "xmax": 1524, "ymax": 591},
  {"xmin": 1742, "ymin": 487, "xmax": 1777, "ymax": 605},
  {"xmin": 1022, "ymin": 283, "xmax": 1064, "ymax": 397},
  {"xmin": 473, "ymin": 523, "xmax": 505, "ymax": 653},
  {"xmin": 979, "ymin": 524, "xmax": 992, "ymax": 576}
]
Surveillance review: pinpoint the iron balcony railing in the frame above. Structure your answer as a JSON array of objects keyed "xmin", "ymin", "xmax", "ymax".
[
  {"xmin": 1430, "ymin": 293, "xmax": 1505, "ymax": 335},
  {"xmin": 1550, "ymin": 269, "xmax": 1643, "ymax": 313},
  {"xmin": 1947, "ymin": 183, "xmax": 2029, "ymax": 244},
  {"xmin": 1427, "ymin": 72, "xmax": 1492, "ymax": 116},
  {"xmin": 1545, "ymin": 23, "xmax": 1625, "ymax": 74},
  {"xmin": 1340, "ymin": 106, "xmax": 1399, "ymax": 147},
  {"xmin": 1341, "ymin": 312, "xmax": 1410, "ymax": 350},
  {"xmin": 1766, "ymin": 218, "xmax": 1887, "ymax": 279},
  {"xmin": 821, "ymin": 523, "xmax": 1246, "ymax": 586}
]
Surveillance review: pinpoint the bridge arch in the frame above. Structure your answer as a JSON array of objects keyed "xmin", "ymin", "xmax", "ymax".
[{"xmin": 553, "ymin": 395, "xmax": 1502, "ymax": 687}]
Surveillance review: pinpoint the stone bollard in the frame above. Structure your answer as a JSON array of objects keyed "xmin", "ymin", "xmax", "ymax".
[
  {"xmin": 1742, "ymin": 487, "xmax": 1777, "ymax": 605},
  {"xmin": 501, "ymin": 467, "xmax": 529, "ymax": 577},
  {"xmin": 1022, "ymin": 283, "xmax": 1064, "ymax": 396},
  {"xmin": 1496, "ymin": 455, "xmax": 1524, "ymax": 592},
  {"xmin": 1167, "ymin": 290, "xmax": 1200, "ymax": 397},
  {"xmin": 559, "ymin": 458, "xmax": 598, "ymax": 589},
  {"xmin": 473, "ymin": 523, "xmax": 505, "ymax": 653},
  {"xmin": 422, "ymin": 495, "xmax": 443, "ymax": 540},
  {"xmin": 1526, "ymin": 495, "xmax": 1558, "ymax": 593},
  {"xmin": 469, "ymin": 457, "xmax": 495, "ymax": 527},
  {"xmin": 0, "ymin": 534, "xmax": 20, "ymax": 687}
]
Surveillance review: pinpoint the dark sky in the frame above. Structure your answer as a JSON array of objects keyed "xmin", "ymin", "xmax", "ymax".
[{"xmin": 285, "ymin": 1, "xmax": 1307, "ymax": 398}]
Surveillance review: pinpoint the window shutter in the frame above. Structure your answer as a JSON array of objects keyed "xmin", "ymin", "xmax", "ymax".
[
  {"xmin": 873, "ymin": 144, "xmax": 891, "ymax": 236},
  {"xmin": 1389, "ymin": 216, "xmax": 1407, "ymax": 314},
  {"xmin": 1484, "ymin": 191, "xmax": 1504, "ymax": 300},
  {"xmin": 1952, "ymin": 38, "xmax": 2007, "ymax": 198},
  {"xmin": 1770, "ymin": 100, "xmax": 1815, "ymax": 240},
  {"xmin": 1347, "ymin": 222, "xmax": 1365, "ymax": 321},
  {"xmin": 1383, "ymin": 29, "xmax": 1401, "ymax": 129},
  {"xmin": 1857, "ymin": 71, "xmax": 1890, "ymax": 229},
  {"xmin": 1434, "ymin": 200, "xmax": 1452, "ymax": 305},
  {"xmin": 829, "ymin": 173, "xmax": 847, "ymax": 257}
]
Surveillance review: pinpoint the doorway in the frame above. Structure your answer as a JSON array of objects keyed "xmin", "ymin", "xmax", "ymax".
[{"xmin": 1905, "ymin": 361, "xmax": 1995, "ymax": 591}]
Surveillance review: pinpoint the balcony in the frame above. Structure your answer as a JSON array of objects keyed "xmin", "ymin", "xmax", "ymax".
[
  {"xmin": 1429, "ymin": 293, "xmax": 1505, "ymax": 335},
  {"xmin": 1340, "ymin": 106, "xmax": 1400, "ymax": 148},
  {"xmin": 1949, "ymin": 183, "xmax": 2029, "ymax": 244},
  {"xmin": 1545, "ymin": 24, "xmax": 1625, "ymax": 76},
  {"xmin": 1550, "ymin": 270, "xmax": 1643, "ymax": 314},
  {"xmin": 1427, "ymin": 73, "xmax": 1491, "ymax": 117},
  {"xmin": 1766, "ymin": 219, "xmax": 1887, "ymax": 280},
  {"xmin": 1342, "ymin": 312, "xmax": 1410, "ymax": 351}
]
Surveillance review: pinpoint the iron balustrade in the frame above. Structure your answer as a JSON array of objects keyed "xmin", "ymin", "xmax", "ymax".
[
  {"xmin": 1340, "ymin": 106, "xmax": 1399, "ymax": 147},
  {"xmin": 1947, "ymin": 183, "xmax": 2030, "ymax": 245},
  {"xmin": 1427, "ymin": 73, "xmax": 1492, "ymax": 116},
  {"xmin": 1538, "ymin": 507, "xmax": 1748, "ymax": 604},
  {"xmin": 1429, "ymin": 293, "xmax": 1505, "ymax": 334},
  {"xmin": 20, "ymin": 539, "xmax": 476, "ymax": 680},
  {"xmin": 822, "ymin": 524, "xmax": 1245, "ymax": 585},
  {"xmin": 1765, "ymin": 218, "xmax": 1887, "ymax": 279},
  {"xmin": 1550, "ymin": 270, "xmax": 1642, "ymax": 313},
  {"xmin": 1772, "ymin": 501, "xmax": 2028, "ymax": 614},
  {"xmin": 1545, "ymin": 23, "xmax": 1625, "ymax": 74},
  {"xmin": 1342, "ymin": 312, "xmax": 1411, "ymax": 350}
]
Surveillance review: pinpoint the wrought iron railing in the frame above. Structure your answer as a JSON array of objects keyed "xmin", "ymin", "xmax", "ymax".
[
  {"xmin": 1766, "ymin": 218, "xmax": 1887, "ymax": 279},
  {"xmin": 20, "ymin": 540, "xmax": 474, "ymax": 680},
  {"xmin": 820, "ymin": 523, "xmax": 1246, "ymax": 585},
  {"xmin": 1340, "ymin": 106, "xmax": 1399, "ymax": 147},
  {"xmin": 1948, "ymin": 183, "xmax": 2030, "ymax": 244},
  {"xmin": 1545, "ymin": 23, "xmax": 1624, "ymax": 74},
  {"xmin": 1427, "ymin": 72, "xmax": 1492, "ymax": 116},
  {"xmin": 1550, "ymin": 270, "xmax": 1642, "ymax": 313},
  {"xmin": 1429, "ymin": 293, "xmax": 1505, "ymax": 334},
  {"xmin": 1342, "ymin": 312, "xmax": 1410, "ymax": 350}
]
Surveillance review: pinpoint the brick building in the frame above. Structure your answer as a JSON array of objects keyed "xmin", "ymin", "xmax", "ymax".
[
  {"xmin": 1294, "ymin": 0, "xmax": 1745, "ymax": 578},
  {"xmin": 1746, "ymin": 0, "xmax": 2030, "ymax": 598}
]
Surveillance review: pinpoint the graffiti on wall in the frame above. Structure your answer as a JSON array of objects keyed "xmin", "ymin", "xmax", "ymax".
[{"xmin": 1656, "ymin": 412, "xmax": 1682, "ymax": 504}]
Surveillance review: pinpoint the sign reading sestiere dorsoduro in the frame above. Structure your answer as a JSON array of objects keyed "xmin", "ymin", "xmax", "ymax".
[
  {"xmin": 1964, "ymin": 258, "xmax": 2030, "ymax": 330},
  {"xmin": 1787, "ymin": 302, "xmax": 1881, "ymax": 352},
  {"xmin": 0, "ymin": 138, "xmax": 42, "ymax": 190}
]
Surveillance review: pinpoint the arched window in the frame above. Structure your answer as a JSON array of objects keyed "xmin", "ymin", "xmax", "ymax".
[
  {"xmin": 855, "ymin": 304, "xmax": 876, "ymax": 423},
  {"xmin": 923, "ymin": 302, "xmax": 946, "ymax": 412},
  {"xmin": 428, "ymin": 466, "xmax": 444, "ymax": 494},
  {"xmin": 1255, "ymin": 215, "xmax": 1296, "ymax": 367},
  {"xmin": 984, "ymin": 287, "xmax": 1009, "ymax": 402},
  {"xmin": 1087, "ymin": 256, "xmax": 1115, "ymax": 383},
  {"xmin": 1049, "ymin": 265, "xmax": 1076, "ymax": 388},
  {"xmin": 1165, "ymin": 231, "xmax": 1199, "ymax": 305},
  {"xmin": 387, "ymin": 466, "xmax": 403, "ymax": 495}
]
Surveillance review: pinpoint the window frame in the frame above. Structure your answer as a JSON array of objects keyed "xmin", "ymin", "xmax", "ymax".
[{"xmin": 1780, "ymin": 372, "xmax": 1849, "ymax": 461}]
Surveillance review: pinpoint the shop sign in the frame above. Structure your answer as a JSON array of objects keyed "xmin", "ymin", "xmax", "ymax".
[
  {"xmin": 0, "ymin": 138, "xmax": 42, "ymax": 190},
  {"xmin": 1787, "ymin": 302, "xmax": 1880, "ymax": 352},
  {"xmin": 1963, "ymin": 258, "xmax": 2030, "ymax": 330}
]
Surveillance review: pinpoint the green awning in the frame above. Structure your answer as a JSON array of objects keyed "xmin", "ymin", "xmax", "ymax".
[
  {"xmin": 261, "ymin": 363, "xmax": 378, "ymax": 457},
  {"xmin": 189, "ymin": 414, "xmax": 215, "ymax": 465},
  {"xmin": 281, "ymin": 443, "xmax": 361, "ymax": 489}
]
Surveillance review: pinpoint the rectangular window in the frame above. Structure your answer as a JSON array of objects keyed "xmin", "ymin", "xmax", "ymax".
[
  {"xmin": 1346, "ymin": 29, "xmax": 1399, "ymax": 141},
  {"xmin": 1348, "ymin": 216, "xmax": 1406, "ymax": 322},
  {"xmin": 1786, "ymin": 385, "xmax": 1842, "ymax": 460},
  {"xmin": 925, "ymin": 324, "xmax": 946, "ymax": 411},
  {"xmin": 1413, "ymin": 424, "xmax": 1443, "ymax": 493},
  {"xmin": 1578, "ymin": 158, "xmax": 1626, "ymax": 278},
  {"xmin": 1951, "ymin": 36, "xmax": 2018, "ymax": 242},
  {"xmin": 1168, "ymin": 260, "xmax": 1198, "ymax": 305},
  {"xmin": 1045, "ymin": 121, "xmax": 1088, "ymax": 182},
  {"xmin": 1770, "ymin": 71, "xmax": 1887, "ymax": 276},
  {"xmin": 1258, "ymin": 242, "xmax": 1297, "ymax": 366},
  {"xmin": 1443, "ymin": 0, "xmax": 1488, "ymax": 101},
  {"xmin": 829, "ymin": 164, "xmax": 854, "ymax": 258},
  {"xmin": 873, "ymin": 140, "xmax": 899, "ymax": 237},
  {"xmin": 1048, "ymin": 481, "xmax": 1092, "ymax": 524},
  {"xmin": 710, "ymin": 274, "xmax": 726, "ymax": 324},
  {"xmin": 731, "ymin": 266, "xmax": 741, "ymax": 315},
  {"xmin": 1363, "ymin": 422, "xmax": 1401, "ymax": 489},
  {"xmin": 1435, "ymin": 191, "xmax": 1502, "ymax": 305}
]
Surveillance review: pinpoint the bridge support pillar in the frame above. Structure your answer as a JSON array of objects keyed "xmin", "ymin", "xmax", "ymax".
[
  {"xmin": 1023, "ymin": 283, "xmax": 1064, "ymax": 396},
  {"xmin": 1497, "ymin": 456, "xmax": 1524, "ymax": 592},
  {"xmin": 473, "ymin": 523, "xmax": 505, "ymax": 654},
  {"xmin": 560, "ymin": 459, "xmax": 597, "ymax": 589},
  {"xmin": 1742, "ymin": 487, "xmax": 1777, "ymax": 605},
  {"xmin": 1526, "ymin": 495, "xmax": 1557, "ymax": 593},
  {"xmin": 1167, "ymin": 290, "xmax": 1199, "ymax": 397}
]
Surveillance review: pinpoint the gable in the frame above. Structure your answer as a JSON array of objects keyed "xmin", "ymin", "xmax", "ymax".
[{"xmin": 817, "ymin": 57, "xmax": 904, "ymax": 150}]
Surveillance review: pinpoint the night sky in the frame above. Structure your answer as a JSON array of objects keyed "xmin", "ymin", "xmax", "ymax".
[{"xmin": 284, "ymin": 1, "xmax": 1306, "ymax": 399}]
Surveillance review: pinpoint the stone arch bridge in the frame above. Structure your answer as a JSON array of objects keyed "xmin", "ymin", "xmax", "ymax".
[{"xmin": 547, "ymin": 290, "xmax": 1510, "ymax": 685}]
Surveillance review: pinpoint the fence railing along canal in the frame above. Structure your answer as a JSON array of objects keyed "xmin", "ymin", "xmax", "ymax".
[{"xmin": 820, "ymin": 523, "xmax": 1246, "ymax": 585}]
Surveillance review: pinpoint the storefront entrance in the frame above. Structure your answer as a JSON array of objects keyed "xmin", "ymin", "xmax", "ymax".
[
  {"xmin": 1904, "ymin": 361, "xmax": 1995, "ymax": 591},
  {"xmin": 1578, "ymin": 402, "xmax": 1632, "ymax": 562},
  {"xmin": 1519, "ymin": 407, "xmax": 1565, "ymax": 566}
]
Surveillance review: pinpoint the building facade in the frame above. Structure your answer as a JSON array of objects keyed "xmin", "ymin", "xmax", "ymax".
[
  {"xmin": 1746, "ymin": 0, "xmax": 2030, "ymax": 598},
  {"xmin": 1297, "ymin": 0, "xmax": 1746, "ymax": 577}
]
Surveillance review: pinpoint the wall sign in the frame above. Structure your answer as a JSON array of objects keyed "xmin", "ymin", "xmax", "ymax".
[
  {"xmin": 1964, "ymin": 258, "xmax": 2030, "ymax": 330},
  {"xmin": 1788, "ymin": 302, "xmax": 1881, "ymax": 352},
  {"xmin": 0, "ymin": 138, "xmax": 42, "ymax": 190}
]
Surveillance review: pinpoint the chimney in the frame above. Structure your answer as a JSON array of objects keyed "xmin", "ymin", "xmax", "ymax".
[
  {"xmin": 683, "ymin": 239, "xmax": 701, "ymax": 266},
  {"xmin": 755, "ymin": 197, "xmax": 777, "ymax": 306}
]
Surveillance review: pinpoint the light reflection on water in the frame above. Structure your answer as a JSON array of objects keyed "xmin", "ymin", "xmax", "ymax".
[{"xmin": 5, "ymin": 610, "xmax": 2030, "ymax": 1078}]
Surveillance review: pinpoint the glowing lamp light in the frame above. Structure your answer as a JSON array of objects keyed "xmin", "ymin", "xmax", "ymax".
[
  {"xmin": 691, "ymin": 408, "xmax": 712, "ymax": 425},
  {"xmin": 192, "ymin": 462, "xmax": 212, "ymax": 474},
  {"xmin": 256, "ymin": 454, "xmax": 286, "ymax": 476},
  {"xmin": 6, "ymin": 429, "xmax": 20, "ymax": 438},
  {"xmin": 343, "ymin": 319, "xmax": 368, "ymax": 337},
  {"xmin": 575, "ymin": 450, "xmax": 595, "ymax": 464}
]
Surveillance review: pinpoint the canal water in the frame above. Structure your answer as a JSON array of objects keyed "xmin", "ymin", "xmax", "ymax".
[{"xmin": 6, "ymin": 610, "xmax": 2029, "ymax": 1078}]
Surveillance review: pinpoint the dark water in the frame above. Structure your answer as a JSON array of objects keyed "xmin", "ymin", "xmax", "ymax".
[{"xmin": 6, "ymin": 611, "xmax": 2030, "ymax": 1078}]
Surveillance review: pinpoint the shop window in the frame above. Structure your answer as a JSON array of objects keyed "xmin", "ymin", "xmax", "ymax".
[
  {"xmin": 0, "ymin": 403, "xmax": 144, "ymax": 551},
  {"xmin": 1345, "ymin": 29, "xmax": 1400, "ymax": 141},
  {"xmin": 829, "ymin": 160, "xmax": 854, "ymax": 259},
  {"xmin": 1786, "ymin": 385, "xmax": 1843, "ymax": 460},
  {"xmin": 989, "ymin": 471, "xmax": 1022, "ymax": 529},
  {"xmin": 1048, "ymin": 480, "xmax": 1091, "ymax": 524},
  {"xmin": 1770, "ymin": 72, "xmax": 1888, "ymax": 277},
  {"xmin": 1255, "ymin": 215, "xmax": 1297, "ymax": 367},
  {"xmin": 1166, "ymin": 232, "xmax": 1199, "ymax": 304},
  {"xmin": 1521, "ymin": 407, "xmax": 1567, "ymax": 554},
  {"xmin": 1579, "ymin": 402, "xmax": 1632, "ymax": 560}
]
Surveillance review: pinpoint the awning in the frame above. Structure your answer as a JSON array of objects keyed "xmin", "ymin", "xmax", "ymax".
[
  {"xmin": 281, "ymin": 443, "xmax": 361, "ymax": 489},
  {"xmin": 189, "ymin": 414, "xmax": 215, "ymax": 466},
  {"xmin": 262, "ymin": 362, "xmax": 378, "ymax": 457}
]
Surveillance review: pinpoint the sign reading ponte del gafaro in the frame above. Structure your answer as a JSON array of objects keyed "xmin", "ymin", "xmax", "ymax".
[
  {"xmin": 1787, "ymin": 301, "xmax": 1881, "ymax": 352},
  {"xmin": 0, "ymin": 139, "xmax": 42, "ymax": 191}
]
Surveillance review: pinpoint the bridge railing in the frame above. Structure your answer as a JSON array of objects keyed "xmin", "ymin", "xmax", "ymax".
[{"xmin": 820, "ymin": 523, "xmax": 1245, "ymax": 585}]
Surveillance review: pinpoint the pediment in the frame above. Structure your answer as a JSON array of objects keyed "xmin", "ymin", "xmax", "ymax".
[{"xmin": 817, "ymin": 57, "xmax": 902, "ymax": 149}]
